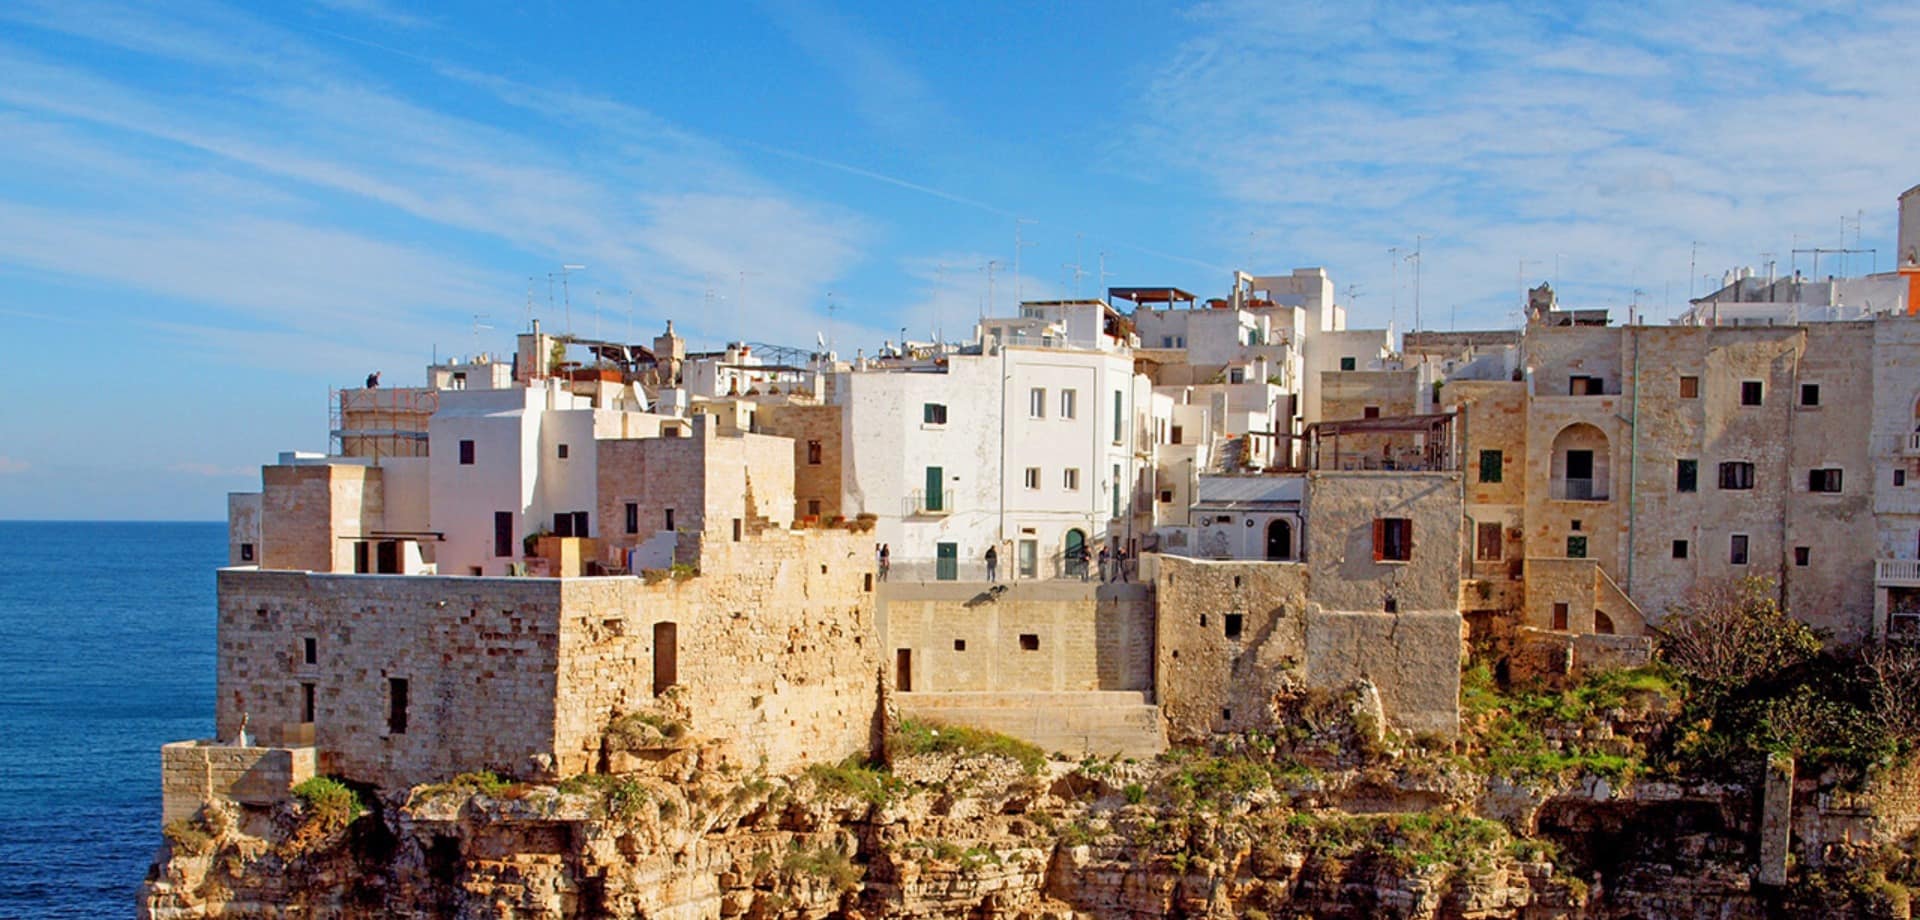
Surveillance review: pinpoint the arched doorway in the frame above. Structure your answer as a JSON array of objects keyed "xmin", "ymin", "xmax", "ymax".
[
  {"xmin": 1550, "ymin": 423, "xmax": 1611, "ymax": 501},
  {"xmin": 1064, "ymin": 529, "xmax": 1087, "ymax": 579},
  {"xmin": 1595, "ymin": 610, "xmax": 1615, "ymax": 635},
  {"xmin": 1266, "ymin": 519, "xmax": 1293, "ymax": 560}
]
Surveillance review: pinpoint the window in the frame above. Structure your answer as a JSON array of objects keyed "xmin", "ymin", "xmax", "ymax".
[
  {"xmin": 1479, "ymin": 450, "xmax": 1503, "ymax": 483},
  {"xmin": 922, "ymin": 403, "xmax": 947, "ymax": 425},
  {"xmin": 1372, "ymin": 517, "xmax": 1413, "ymax": 562},
  {"xmin": 1225, "ymin": 613, "xmax": 1244, "ymax": 640},
  {"xmin": 387, "ymin": 677, "xmax": 408, "ymax": 735},
  {"xmin": 1794, "ymin": 546, "xmax": 1811, "ymax": 567},
  {"xmin": 1730, "ymin": 534, "xmax": 1750, "ymax": 565},
  {"xmin": 459, "ymin": 439, "xmax": 476, "ymax": 465},
  {"xmin": 731, "ymin": 518, "xmax": 743, "ymax": 542},
  {"xmin": 1719, "ymin": 461, "xmax": 1755, "ymax": 490},
  {"xmin": 801, "ymin": 440, "xmax": 822, "ymax": 465},
  {"xmin": 624, "ymin": 503, "xmax": 639, "ymax": 535},
  {"xmin": 493, "ymin": 511, "xmax": 513, "ymax": 558},
  {"xmin": 954, "ymin": 639, "xmax": 966, "ymax": 651},
  {"xmin": 1552, "ymin": 603, "xmax": 1569, "ymax": 631},
  {"xmin": 1363, "ymin": 406, "xmax": 1381, "ymax": 419},
  {"xmin": 1679, "ymin": 375, "xmax": 1699, "ymax": 398},
  {"xmin": 1567, "ymin": 535, "xmax": 1588, "ymax": 558},
  {"xmin": 1113, "ymin": 391, "xmax": 1124, "ymax": 444},
  {"xmin": 1569, "ymin": 375, "xmax": 1604, "ymax": 395},
  {"xmin": 301, "ymin": 683, "xmax": 316, "ymax": 724},
  {"xmin": 1029, "ymin": 387, "xmax": 1046, "ymax": 418},
  {"xmin": 1476, "ymin": 522, "xmax": 1503, "ymax": 561},
  {"xmin": 1159, "ymin": 489, "xmax": 1173, "ymax": 503},
  {"xmin": 1800, "ymin": 383, "xmax": 1820, "ymax": 407},
  {"xmin": 1112, "ymin": 464, "xmax": 1122, "ymax": 517},
  {"xmin": 1740, "ymin": 380, "xmax": 1763, "ymax": 406},
  {"xmin": 1024, "ymin": 467, "xmax": 1041, "ymax": 490},
  {"xmin": 1809, "ymin": 468, "xmax": 1843, "ymax": 493},
  {"xmin": 303, "ymin": 637, "xmax": 317, "ymax": 665},
  {"xmin": 1060, "ymin": 389, "xmax": 1077, "ymax": 419},
  {"xmin": 1229, "ymin": 367, "xmax": 1245, "ymax": 384},
  {"xmin": 1340, "ymin": 356, "xmax": 1357, "ymax": 371},
  {"xmin": 239, "ymin": 543, "xmax": 255, "ymax": 562},
  {"xmin": 1064, "ymin": 468, "xmax": 1081, "ymax": 490},
  {"xmin": 1672, "ymin": 539, "xmax": 1689, "ymax": 559},
  {"xmin": 1019, "ymin": 634, "xmax": 1039, "ymax": 651},
  {"xmin": 807, "ymin": 500, "xmax": 821, "ymax": 517},
  {"xmin": 1171, "ymin": 425, "xmax": 1184, "ymax": 445},
  {"xmin": 1899, "ymin": 469, "xmax": 1909, "ymax": 488},
  {"xmin": 557, "ymin": 443, "xmax": 569, "ymax": 459},
  {"xmin": 1676, "ymin": 459, "xmax": 1698, "ymax": 493},
  {"xmin": 664, "ymin": 508, "xmax": 675, "ymax": 531}
]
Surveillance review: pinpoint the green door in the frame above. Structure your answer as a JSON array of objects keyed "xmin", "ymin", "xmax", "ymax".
[
  {"xmin": 1064, "ymin": 529, "xmax": 1086, "ymax": 579},
  {"xmin": 925, "ymin": 466, "xmax": 944, "ymax": 512},
  {"xmin": 936, "ymin": 542, "xmax": 958, "ymax": 581}
]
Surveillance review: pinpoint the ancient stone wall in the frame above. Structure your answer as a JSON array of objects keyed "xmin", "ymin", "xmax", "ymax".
[
  {"xmin": 160, "ymin": 741, "xmax": 316, "ymax": 823},
  {"xmin": 596, "ymin": 420, "xmax": 796, "ymax": 567},
  {"xmin": 1152, "ymin": 555, "xmax": 1307, "ymax": 741},
  {"xmin": 1303, "ymin": 471, "xmax": 1464, "ymax": 613},
  {"xmin": 1305, "ymin": 609, "xmax": 1461, "ymax": 737},
  {"xmin": 259, "ymin": 464, "xmax": 382, "ymax": 573},
  {"xmin": 876, "ymin": 582, "xmax": 1152, "ymax": 694},
  {"xmin": 755, "ymin": 403, "xmax": 845, "ymax": 521},
  {"xmin": 1318, "ymin": 369, "xmax": 1420, "ymax": 462}
]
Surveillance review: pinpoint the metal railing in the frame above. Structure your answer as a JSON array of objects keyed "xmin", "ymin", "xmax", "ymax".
[
  {"xmin": 881, "ymin": 552, "xmax": 1135, "ymax": 584},
  {"xmin": 1553, "ymin": 477, "xmax": 1608, "ymax": 501},
  {"xmin": 902, "ymin": 489, "xmax": 952, "ymax": 517}
]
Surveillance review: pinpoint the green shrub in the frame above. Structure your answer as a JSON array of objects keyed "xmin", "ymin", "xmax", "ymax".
[
  {"xmin": 804, "ymin": 756, "xmax": 899, "ymax": 806},
  {"xmin": 1123, "ymin": 783, "xmax": 1147, "ymax": 804},
  {"xmin": 605, "ymin": 711, "xmax": 688, "ymax": 750},
  {"xmin": 556, "ymin": 773, "xmax": 649, "ymax": 821},
  {"xmin": 292, "ymin": 776, "xmax": 366, "ymax": 831},
  {"xmin": 163, "ymin": 819, "xmax": 214, "ymax": 856},
  {"xmin": 888, "ymin": 718, "xmax": 1047, "ymax": 774},
  {"xmin": 782, "ymin": 841, "xmax": 861, "ymax": 891}
]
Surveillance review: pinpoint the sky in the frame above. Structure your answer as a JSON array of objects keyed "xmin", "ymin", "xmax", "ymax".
[{"xmin": 1, "ymin": 0, "xmax": 1916, "ymax": 520}]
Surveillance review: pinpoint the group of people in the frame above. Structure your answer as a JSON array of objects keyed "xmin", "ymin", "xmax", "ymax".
[{"xmin": 872, "ymin": 540, "xmax": 1132, "ymax": 583}]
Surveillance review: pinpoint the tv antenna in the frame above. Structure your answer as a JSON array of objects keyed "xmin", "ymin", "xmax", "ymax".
[
  {"xmin": 471, "ymin": 313, "xmax": 492, "ymax": 359},
  {"xmin": 1013, "ymin": 218, "xmax": 1037, "ymax": 308},
  {"xmin": 549, "ymin": 264, "xmax": 586, "ymax": 336}
]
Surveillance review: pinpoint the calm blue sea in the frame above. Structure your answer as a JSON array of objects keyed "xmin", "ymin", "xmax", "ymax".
[{"xmin": 0, "ymin": 521, "xmax": 220, "ymax": 920}]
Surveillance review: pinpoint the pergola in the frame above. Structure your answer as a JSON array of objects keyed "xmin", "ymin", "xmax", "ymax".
[{"xmin": 1304, "ymin": 412, "xmax": 1457, "ymax": 472}]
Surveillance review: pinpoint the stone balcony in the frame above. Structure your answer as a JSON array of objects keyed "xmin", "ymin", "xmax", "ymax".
[
  {"xmin": 1904, "ymin": 432, "xmax": 1920, "ymax": 457},
  {"xmin": 1876, "ymin": 559, "xmax": 1920, "ymax": 588}
]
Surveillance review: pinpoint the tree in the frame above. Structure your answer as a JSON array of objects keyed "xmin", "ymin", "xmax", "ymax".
[{"xmin": 1655, "ymin": 576, "xmax": 1821, "ymax": 699}]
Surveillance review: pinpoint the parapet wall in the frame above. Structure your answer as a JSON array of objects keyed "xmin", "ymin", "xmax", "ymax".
[
  {"xmin": 161, "ymin": 741, "xmax": 316, "ymax": 824},
  {"xmin": 1154, "ymin": 556, "xmax": 1307, "ymax": 742},
  {"xmin": 877, "ymin": 581, "xmax": 1152, "ymax": 694}
]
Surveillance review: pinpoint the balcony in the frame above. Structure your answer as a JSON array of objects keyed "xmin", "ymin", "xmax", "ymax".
[
  {"xmin": 1552, "ymin": 478, "xmax": 1609, "ymax": 501},
  {"xmin": 1877, "ymin": 559, "xmax": 1920, "ymax": 588},
  {"xmin": 1905, "ymin": 433, "xmax": 1920, "ymax": 456},
  {"xmin": 903, "ymin": 489, "xmax": 952, "ymax": 517}
]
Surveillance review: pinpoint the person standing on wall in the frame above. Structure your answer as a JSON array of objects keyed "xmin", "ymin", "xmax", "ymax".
[
  {"xmin": 984, "ymin": 544, "xmax": 998, "ymax": 582},
  {"xmin": 878, "ymin": 544, "xmax": 890, "ymax": 582}
]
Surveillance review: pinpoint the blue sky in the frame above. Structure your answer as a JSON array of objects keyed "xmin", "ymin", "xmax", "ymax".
[{"xmin": 1, "ymin": 0, "xmax": 1915, "ymax": 520}]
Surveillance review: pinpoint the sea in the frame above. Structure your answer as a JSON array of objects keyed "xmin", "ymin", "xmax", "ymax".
[{"xmin": 0, "ymin": 521, "xmax": 221, "ymax": 919}]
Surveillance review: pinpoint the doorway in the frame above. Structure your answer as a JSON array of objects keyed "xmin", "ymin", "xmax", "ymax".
[
  {"xmin": 895, "ymin": 649, "xmax": 912, "ymax": 692},
  {"xmin": 652, "ymin": 622, "xmax": 678, "ymax": 696},
  {"xmin": 1265, "ymin": 519, "xmax": 1293, "ymax": 560}
]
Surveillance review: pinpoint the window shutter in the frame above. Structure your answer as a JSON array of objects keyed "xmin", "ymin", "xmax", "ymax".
[{"xmin": 1372, "ymin": 518, "xmax": 1386, "ymax": 561}]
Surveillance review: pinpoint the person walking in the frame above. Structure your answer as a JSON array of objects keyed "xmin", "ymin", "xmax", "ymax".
[
  {"xmin": 878, "ymin": 544, "xmax": 890, "ymax": 582},
  {"xmin": 984, "ymin": 545, "xmax": 998, "ymax": 582},
  {"xmin": 1115, "ymin": 547, "xmax": 1130, "ymax": 583},
  {"xmin": 1097, "ymin": 544, "xmax": 1110, "ymax": 583}
]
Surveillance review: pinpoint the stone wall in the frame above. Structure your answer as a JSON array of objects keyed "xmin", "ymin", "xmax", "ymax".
[
  {"xmin": 596, "ymin": 419, "xmax": 796, "ymax": 568},
  {"xmin": 1305, "ymin": 609, "xmax": 1461, "ymax": 737},
  {"xmin": 755, "ymin": 403, "xmax": 845, "ymax": 521},
  {"xmin": 876, "ymin": 581, "xmax": 1152, "ymax": 694},
  {"xmin": 1318, "ymin": 369, "xmax": 1421, "ymax": 462},
  {"xmin": 227, "ymin": 492, "xmax": 262, "ymax": 567},
  {"xmin": 897, "ymin": 691, "xmax": 1166, "ymax": 758},
  {"xmin": 1152, "ymin": 555, "xmax": 1307, "ymax": 741},
  {"xmin": 160, "ymin": 741, "xmax": 316, "ymax": 823},
  {"xmin": 1303, "ymin": 471, "xmax": 1464, "ymax": 613},
  {"xmin": 259, "ymin": 463, "xmax": 382, "ymax": 573}
]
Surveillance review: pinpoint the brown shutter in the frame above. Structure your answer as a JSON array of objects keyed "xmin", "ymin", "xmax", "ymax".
[{"xmin": 1372, "ymin": 518, "xmax": 1385, "ymax": 561}]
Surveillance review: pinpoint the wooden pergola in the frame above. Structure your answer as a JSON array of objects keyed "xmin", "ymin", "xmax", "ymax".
[{"xmin": 1304, "ymin": 412, "xmax": 1457, "ymax": 472}]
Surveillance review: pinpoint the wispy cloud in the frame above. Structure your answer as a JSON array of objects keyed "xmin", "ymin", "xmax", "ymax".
[{"xmin": 758, "ymin": 0, "xmax": 949, "ymax": 140}]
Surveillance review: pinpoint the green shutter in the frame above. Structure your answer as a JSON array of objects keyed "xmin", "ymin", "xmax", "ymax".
[{"xmin": 1478, "ymin": 449, "xmax": 1502, "ymax": 483}]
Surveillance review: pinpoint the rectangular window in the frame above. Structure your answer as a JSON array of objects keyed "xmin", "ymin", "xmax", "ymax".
[
  {"xmin": 1730, "ymin": 534, "xmax": 1750, "ymax": 565},
  {"xmin": 664, "ymin": 508, "xmax": 675, "ymax": 531},
  {"xmin": 239, "ymin": 542, "xmax": 255, "ymax": 562},
  {"xmin": 1171, "ymin": 425, "xmax": 1183, "ymax": 444},
  {"xmin": 387, "ymin": 677, "xmax": 408, "ymax": 735},
  {"xmin": 731, "ymin": 518, "xmax": 743, "ymax": 542},
  {"xmin": 1794, "ymin": 546, "xmax": 1811, "ymax": 567},
  {"xmin": 301, "ymin": 682, "xmax": 316, "ymax": 724},
  {"xmin": 1676, "ymin": 459, "xmax": 1698, "ymax": 493},
  {"xmin": 1372, "ymin": 517, "xmax": 1413, "ymax": 562},
  {"xmin": 1363, "ymin": 406, "xmax": 1381, "ymax": 419},
  {"xmin": 459, "ymin": 439, "xmax": 476, "ymax": 465},
  {"xmin": 1024, "ymin": 467, "xmax": 1040, "ymax": 490},
  {"xmin": 1475, "ymin": 522, "xmax": 1503, "ymax": 561},
  {"xmin": 1340, "ymin": 356, "xmax": 1357, "ymax": 371},
  {"xmin": 557, "ymin": 443, "xmax": 569, "ymax": 459},
  {"xmin": 624, "ymin": 502, "xmax": 639, "ymax": 534},
  {"xmin": 1113, "ymin": 391, "xmax": 1124, "ymax": 444},
  {"xmin": 1159, "ymin": 489, "xmax": 1173, "ymax": 503},
  {"xmin": 1899, "ymin": 469, "xmax": 1909, "ymax": 488},
  {"xmin": 493, "ymin": 511, "xmax": 513, "ymax": 558},
  {"xmin": 1679, "ymin": 375, "xmax": 1699, "ymax": 398},
  {"xmin": 1740, "ymin": 380, "xmax": 1763, "ymax": 406},
  {"xmin": 1672, "ymin": 539, "xmax": 1689, "ymax": 559},
  {"xmin": 1019, "ymin": 634, "xmax": 1039, "ymax": 651},
  {"xmin": 1479, "ymin": 449, "xmax": 1503, "ymax": 483},
  {"xmin": 1029, "ymin": 387, "xmax": 1046, "ymax": 418},
  {"xmin": 807, "ymin": 499, "xmax": 821, "ymax": 516},
  {"xmin": 1569, "ymin": 375, "xmax": 1604, "ymax": 395},
  {"xmin": 303, "ymin": 637, "xmax": 317, "ymax": 665},
  {"xmin": 1552, "ymin": 603, "xmax": 1569, "ymax": 631},
  {"xmin": 1567, "ymin": 535, "xmax": 1588, "ymax": 558},
  {"xmin": 1229, "ymin": 367, "xmax": 1245, "ymax": 384},
  {"xmin": 1809, "ymin": 468, "xmax": 1843, "ymax": 493},
  {"xmin": 1112, "ymin": 463, "xmax": 1122, "ymax": 518},
  {"xmin": 922, "ymin": 403, "xmax": 948, "ymax": 425},
  {"xmin": 1800, "ymin": 383, "xmax": 1820, "ymax": 407},
  {"xmin": 1719, "ymin": 462, "xmax": 1755, "ymax": 490},
  {"xmin": 1060, "ymin": 389, "xmax": 1077, "ymax": 419},
  {"xmin": 1224, "ymin": 613, "xmax": 1244, "ymax": 640},
  {"xmin": 1064, "ymin": 468, "xmax": 1081, "ymax": 490},
  {"xmin": 806, "ymin": 440, "xmax": 823, "ymax": 465}
]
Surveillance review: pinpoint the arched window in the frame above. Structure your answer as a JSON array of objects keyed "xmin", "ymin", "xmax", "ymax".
[{"xmin": 1265, "ymin": 519, "xmax": 1293, "ymax": 560}]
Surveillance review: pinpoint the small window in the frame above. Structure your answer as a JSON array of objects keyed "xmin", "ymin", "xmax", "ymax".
[
  {"xmin": 557, "ymin": 443, "xmax": 569, "ymax": 459},
  {"xmin": 1479, "ymin": 449, "xmax": 1503, "ymax": 483},
  {"xmin": 1567, "ymin": 535, "xmax": 1588, "ymax": 558},
  {"xmin": 1677, "ymin": 459, "xmax": 1698, "ymax": 493},
  {"xmin": 1060, "ymin": 389, "xmax": 1077, "ymax": 419},
  {"xmin": 1229, "ymin": 367, "xmax": 1245, "ymax": 384},
  {"xmin": 1024, "ymin": 467, "xmax": 1041, "ymax": 490},
  {"xmin": 954, "ymin": 639, "xmax": 966, "ymax": 651},
  {"xmin": 1384, "ymin": 596, "xmax": 1398, "ymax": 613},
  {"xmin": 1019, "ymin": 634, "xmax": 1039, "ymax": 651},
  {"xmin": 493, "ymin": 511, "xmax": 513, "ymax": 558},
  {"xmin": 806, "ymin": 440, "xmax": 822, "ymax": 465},
  {"xmin": 923, "ymin": 403, "xmax": 947, "ymax": 425},
  {"xmin": 1064, "ymin": 468, "xmax": 1081, "ymax": 490},
  {"xmin": 1569, "ymin": 375, "xmax": 1604, "ymax": 395},
  {"xmin": 1159, "ymin": 489, "xmax": 1173, "ymax": 503},
  {"xmin": 1740, "ymin": 380, "xmax": 1763, "ymax": 406},
  {"xmin": 624, "ymin": 502, "xmax": 639, "ymax": 535},
  {"xmin": 1372, "ymin": 518, "xmax": 1413, "ymax": 562},
  {"xmin": 731, "ymin": 518, "xmax": 743, "ymax": 542},
  {"xmin": 807, "ymin": 499, "xmax": 821, "ymax": 516},
  {"xmin": 459, "ymin": 439, "xmax": 476, "ymax": 465},
  {"xmin": 1552, "ymin": 603, "xmax": 1569, "ymax": 631},
  {"xmin": 1719, "ymin": 462, "xmax": 1755, "ymax": 490},
  {"xmin": 1800, "ymin": 384, "xmax": 1820, "ymax": 407},
  {"xmin": 387, "ymin": 677, "xmax": 408, "ymax": 735},
  {"xmin": 1363, "ymin": 406, "xmax": 1381, "ymax": 419},
  {"xmin": 1225, "ymin": 613, "xmax": 1244, "ymax": 640},
  {"xmin": 1679, "ymin": 375, "xmax": 1699, "ymax": 398},
  {"xmin": 1029, "ymin": 387, "xmax": 1046, "ymax": 419},
  {"xmin": 303, "ymin": 637, "xmax": 317, "ymax": 665},
  {"xmin": 1475, "ymin": 522, "xmax": 1503, "ymax": 561},
  {"xmin": 1794, "ymin": 546, "xmax": 1811, "ymax": 567},
  {"xmin": 1339, "ymin": 356, "xmax": 1357, "ymax": 371},
  {"xmin": 1570, "ymin": 519, "xmax": 1582, "ymax": 532},
  {"xmin": 664, "ymin": 508, "xmax": 675, "ymax": 531},
  {"xmin": 301, "ymin": 682, "xmax": 316, "ymax": 724},
  {"xmin": 1171, "ymin": 425, "xmax": 1183, "ymax": 445},
  {"xmin": 1672, "ymin": 539, "xmax": 1689, "ymax": 559},
  {"xmin": 1809, "ymin": 468, "xmax": 1843, "ymax": 493},
  {"xmin": 1899, "ymin": 469, "xmax": 1909, "ymax": 488},
  {"xmin": 239, "ymin": 542, "xmax": 255, "ymax": 562},
  {"xmin": 1730, "ymin": 534, "xmax": 1750, "ymax": 565}
]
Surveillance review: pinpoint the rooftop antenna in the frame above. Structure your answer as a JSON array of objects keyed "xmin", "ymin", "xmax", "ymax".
[
  {"xmin": 1688, "ymin": 242, "xmax": 1699, "ymax": 300},
  {"xmin": 549, "ymin": 264, "xmax": 586, "ymax": 337},
  {"xmin": 1388, "ymin": 247, "xmax": 1400, "ymax": 330},
  {"xmin": 471, "ymin": 313, "xmax": 492, "ymax": 359},
  {"xmin": 1013, "ymin": 218, "xmax": 1037, "ymax": 309},
  {"xmin": 1409, "ymin": 235, "xmax": 1426, "ymax": 333},
  {"xmin": 1098, "ymin": 252, "xmax": 1111, "ymax": 299},
  {"xmin": 983, "ymin": 260, "xmax": 1001, "ymax": 320},
  {"xmin": 826, "ymin": 292, "xmax": 838, "ymax": 355},
  {"xmin": 525, "ymin": 277, "xmax": 538, "ymax": 328},
  {"xmin": 735, "ymin": 270, "xmax": 764, "ymax": 338},
  {"xmin": 1065, "ymin": 232, "xmax": 1086, "ymax": 299}
]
